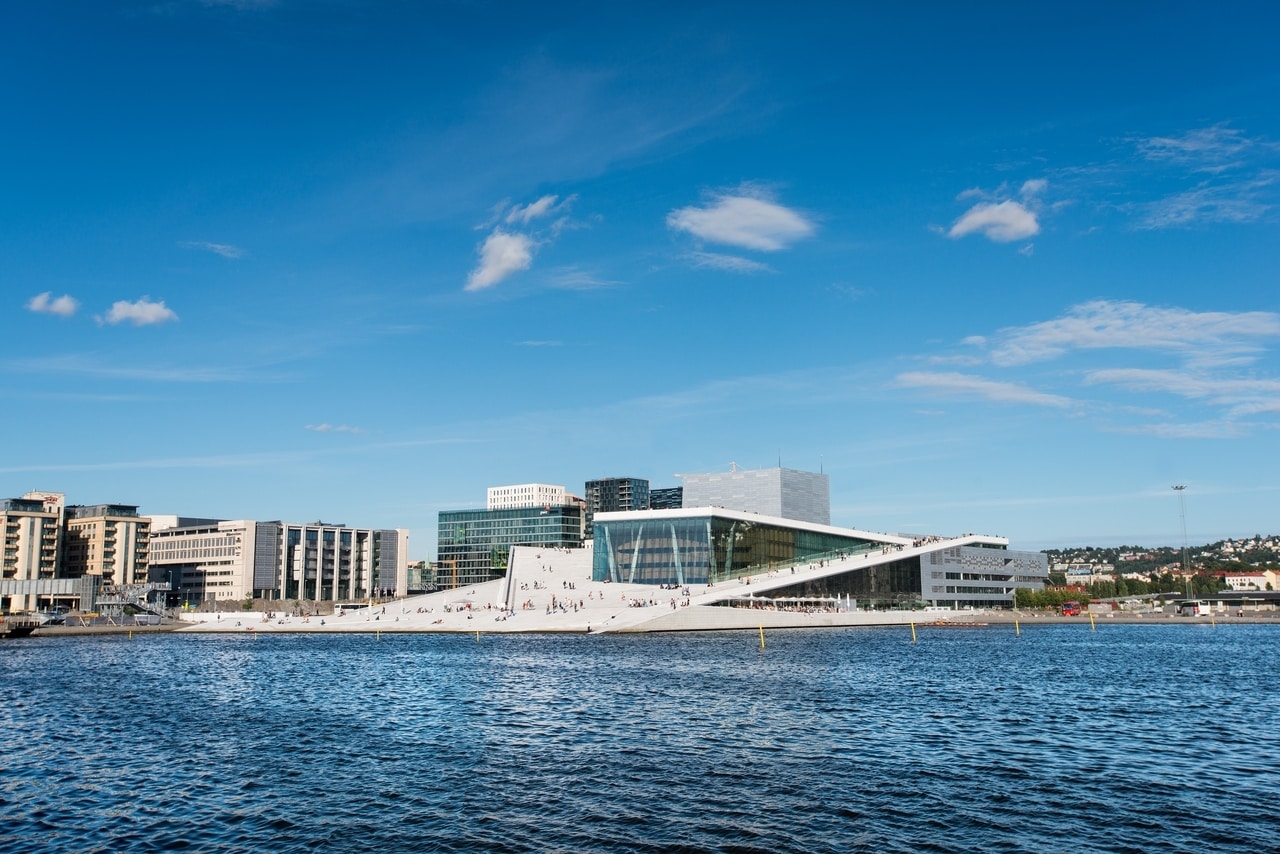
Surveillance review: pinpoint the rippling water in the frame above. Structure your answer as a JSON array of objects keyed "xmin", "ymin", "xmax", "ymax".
[{"xmin": 3, "ymin": 624, "xmax": 1278, "ymax": 852}]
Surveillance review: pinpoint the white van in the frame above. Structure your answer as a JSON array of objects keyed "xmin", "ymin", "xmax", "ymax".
[{"xmin": 1179, "ymin": 600, "xmax": 1211, "ymax": 616}]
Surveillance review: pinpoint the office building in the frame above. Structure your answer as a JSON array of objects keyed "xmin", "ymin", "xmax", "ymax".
[
  {"xmin": 681, "ymin": 465, "xmax": 830, "ymax": 525},
  {"xmin": 487, "ymin": 483, "xmax": 567, "ymax": 510},
  {"xmin": 150, "ymin": 519, "xmax": 408, "ymax": 605},
  {"xmin": 649, "ymin": 486, "xmax": 683, "ymax": 510},
  {"xmin": 438, "ymin": 504, "xmax": 583, "ymax": 589}
]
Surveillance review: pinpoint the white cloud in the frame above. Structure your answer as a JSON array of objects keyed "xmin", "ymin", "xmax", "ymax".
[
  {"xmin": 667, "ymin": 191, "xmax": 814, "ymax": 251},
  {"xmin": 1085, "ymin": 368, "xmax": 1280, "ymax": 422},
  {"xmin": 180, "ymin": 240, "xmax": 245, "ymax": 259},
  {"xmin": 1020, "ymin": 179, "xmax": 1048, "ymax": 196},
  {"xmin": 517, "ymin": 340, "xmax": 562, "ymax": 347},
  {"xmin": 986, "ymin": 300, "xmax": 1280, "ymax": 367},
  {"xmin": 687, "ymin": 251, "xmax": 773, "ymax": 273},
  {"xmin": 26, "ymin": 292, "xmax": 79, "ymax": 317},
  {"xmin": 100, "ymin": 297, "xmax": 179, "ymax": 326},
  {"xmin": 305, "ymin": 423, "xmax": 362, "ymax": 434},
  {"xmin": 465, "ymin": 194, "xmax": 580, "ymax": 291},
  {"xmin": 506, "ymin": 194, "xmax": 564, "ymax": 225},
  {"xmin": 466, "ymin": 230, "xmax": 536, "ymax": 291},
  {"xmin": 948, "ymin": 200, "xmax": 1040, "ymax": 242},
  {"xmin": 895, "ymin": 371, "xmax": 1073, "ymax": 408}
]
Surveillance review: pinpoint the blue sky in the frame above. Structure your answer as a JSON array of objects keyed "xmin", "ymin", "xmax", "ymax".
[{"xmin": 4, "ymin": 1, "xmax": 1279, "ymax": 558}]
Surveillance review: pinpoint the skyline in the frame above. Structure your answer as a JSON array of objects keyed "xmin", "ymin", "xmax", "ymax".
[{"xmin": 4, "ymin": 2, "xmax": 1279, "ymax": 558}]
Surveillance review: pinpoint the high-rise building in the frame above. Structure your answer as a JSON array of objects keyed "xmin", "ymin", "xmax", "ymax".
[
  {"xmin": 584, "ymin": 477, "xmax": 649, "ymax": 530},
  {"xmin": 648, "ymin": 486, "xmax": 683, "ymax": 510},
  {"xmin": 63, "ymin": 504, "xmax": 151, "ymax": 587},
  {"xmin": 680, "ymin": 465, "xmax": 830, "ymax": 525}
]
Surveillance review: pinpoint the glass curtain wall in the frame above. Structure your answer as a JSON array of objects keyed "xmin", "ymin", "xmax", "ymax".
[{"xmin": 593, "ymin": 516, "xmax": 878, "ymax": 585}]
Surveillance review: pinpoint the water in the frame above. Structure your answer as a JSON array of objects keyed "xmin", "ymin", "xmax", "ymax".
[{"xmin": 2, "ymin": 624, "xmax": 1277, "ymax": 853}]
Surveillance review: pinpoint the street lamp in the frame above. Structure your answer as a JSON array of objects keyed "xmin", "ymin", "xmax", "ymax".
[{"xmin": 1173, "ymin": 485, "xmax": 1190, "ymax": 599}]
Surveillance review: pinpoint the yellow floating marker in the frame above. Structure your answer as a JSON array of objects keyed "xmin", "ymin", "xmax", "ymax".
[
  {"xmin": 758, "ymin": 625, "xmax": 765, "ymax": 651},
  {"xmin": 1089, "ymin": 612, "xmax": 1096, "ymax": 632},
  {"xmin": 475, "ymin": 630, "xmax": 480, "ymax": 641},
  {"xmin": 910, "ymin": 622, "xmax": 917, "ymax": 644},
  {"xmin": 1014, "ymin": 619, "xmax": 1020, "ymax": 637}
]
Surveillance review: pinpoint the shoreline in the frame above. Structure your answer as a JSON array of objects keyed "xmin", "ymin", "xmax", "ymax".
[{"xmin": 19, "ymin": 608, "xmax": 1280, "ymax": 638}]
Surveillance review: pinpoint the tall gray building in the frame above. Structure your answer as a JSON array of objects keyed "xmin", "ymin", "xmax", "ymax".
[
  {"xmin": 584, "ymin": 477, "xmax": 649, "ymax": 529},
  {"xmin": 680, "ymin": 465, "xmax": 830, "ymax": 525}
]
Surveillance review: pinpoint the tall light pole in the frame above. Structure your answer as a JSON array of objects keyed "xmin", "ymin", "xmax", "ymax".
[{"xmin": 1173, "ymin": 485, "xmax": 1190, "ymax": 598}]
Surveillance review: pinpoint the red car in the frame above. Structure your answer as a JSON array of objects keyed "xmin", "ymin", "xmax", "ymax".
[{"xmin": 1061, "ymin": 601, "xmax": 1081, "ymax": 616}]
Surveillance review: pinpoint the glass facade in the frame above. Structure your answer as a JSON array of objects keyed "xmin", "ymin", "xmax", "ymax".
[
  {"xmin": 739, "ymin": 556, "xmax": 925, "ymax": 609},
  {"xmin": 593, "ymin": 515, "xmax": 880, "ymax": 585},
  {"xmin": 438, "ymin": 505, "xmax": 584, "ymax": 588}
]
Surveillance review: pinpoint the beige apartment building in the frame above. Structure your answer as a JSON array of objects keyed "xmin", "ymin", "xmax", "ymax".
[
  {"xmin": 0, "ymin": 493, "xmax": 64, "ymax": 611},
  {"xmin": 63, "ymin": 504, "xmax": 151, "ymax": 586}
]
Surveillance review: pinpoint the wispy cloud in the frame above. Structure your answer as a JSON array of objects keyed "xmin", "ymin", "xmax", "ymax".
[
  {"xmin": 686, "ymin": 251, "xmax": 773, "ymax": 273},
  {"xmin": 26, "ymin": 292, "xmax": 79, "ymax": 317},
  {"xmin": 947, "ymin": 179, "xmax": 1046, "ymax": 244},
  {"xmin": 180, "ymin": 240, "xmax": 245, "ymax": 259},
  {"xmin": 1134, "ymin": 173, "xmax": 1276, "ymax": 229},
  {"xmin": 98, "ymin": 297, "xmax": 179, "ymax": 326},
  {"xmin": 305, "ymin": 423, "xmax": 363, "ymax": 434},
  {"xmin": 667, "ymin": 187, "xmax": 814, "ymax": 251},
  {"xmin": 467, "ymin": 195, "xmax": 579, "ymax": 291},
  {"xmin": 1134, "ymin": 124, "xmax": 1259, "ymax": 173},
  {"xmin": 517, "ymin": 340, "xmax": 562, "ymax": 347},
  {"xmin": 504, "ymin": 194, "xmax": 575, "ymax": 226},
  {"xmin": 895, "ymin": 371, "xmax": 1073, "ymax": 408},
  {"xmin": 546, "ymin": 267, "xmax": 619, "ymax": 290},
  {"xmin": 985, "ymin": 300, "xmax": 1280, "ymax": 367},
  {"xmin": 920, "ymin": 299, "xmax": 1280, "ymax": 438},
  {"xmin": 3, "ymin": 354, "xmax": 283, "ymax": 383},
  {"xmin": 1126, "ymin": 124, "xmax": 1279, "ymax": 228},
  {"xmin": 466, "ymin": 230, "xmax": 535, "ymax": 291}
]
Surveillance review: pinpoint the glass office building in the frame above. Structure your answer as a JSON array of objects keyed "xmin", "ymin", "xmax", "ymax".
[{"xmin": 438, "ymin": 505, "xmax": 584, "ymax": 588}]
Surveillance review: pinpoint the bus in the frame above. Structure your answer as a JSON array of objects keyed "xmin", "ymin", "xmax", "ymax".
[{"xmin": 1178, "ymin": 600, "xmax": 1211, "ymax": 617}]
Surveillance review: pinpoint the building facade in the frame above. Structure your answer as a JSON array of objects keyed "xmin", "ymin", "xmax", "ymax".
[
  {"xmin": 487, "ymin": 483, "xmax": 567, "ymax": 510},
  {"xmin": 150, "ymin": 519, "xmax": 408, "ymax": 605},
  {"xmin": 680, "ymin": 466, "xmax": 830, "ymax": 525},
  {"xmin": 62, "ymin": 504, "xmax": 150, "ymax": 587},
  {"xmin": 648, "ymin": 486, "xmax": 683, "ymax": 510},
  {"xmin": 584, "ymin": 477, "xmax": 649, "ymax": 529},
  {"xmin": 1, "ymin": 496, "xmax": 63, "ymax": 612},
  {"xmin": 438, "ymin": 505, "xmax": 583, "ymax": 589},
  {"xmin": 592, "ymin": 507, "xmax": 1046, "ymax": 609}
]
